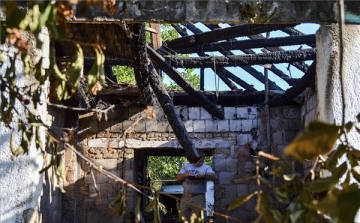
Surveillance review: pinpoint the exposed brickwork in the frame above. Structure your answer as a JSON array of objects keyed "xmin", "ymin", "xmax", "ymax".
[{"xmin": 62, "ymin": 105, "xmax": 302, "ymax": 223}]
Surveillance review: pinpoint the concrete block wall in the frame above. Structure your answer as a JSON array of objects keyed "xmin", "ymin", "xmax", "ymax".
[
  {"xmin": 64, "ymin": 104, "xmax": 302, "ymax": 223},
  {"xmin": 300, "ymin": 88, "xmax": 318, "ymax": 174}
]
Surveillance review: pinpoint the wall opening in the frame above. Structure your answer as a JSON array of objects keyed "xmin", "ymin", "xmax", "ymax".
[{"xmin": 135, "ymin": 149, "xmax": 215, "ymax": 223}]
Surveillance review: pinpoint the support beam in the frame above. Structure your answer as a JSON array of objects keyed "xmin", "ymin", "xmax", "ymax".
[
  {"xmin": 147, "ymin": 45, "xmax": 225, "ymax": 119},
  {"xmin": 165, "ymin": 49, "xmax": 316, "ymax": 68},
  {"xmin": 282, "ymin": 27, "xmax": 316, "ymax": 48},
  {"xmin": 70, "ymin": 1, "xmax": 360, "ymax": 24},
  {"xmin": 269, "ymin": 61, "xmax": 316, "ymax": 107},
  {"xmin": 146, "ymin": 61, "xmax": 200, "ymax": 163},
  {"xmin": 166, "ymin": 24, "xmax": 297, "ymax": 49},
  {"xmin": 171, "ymin": 35, "xmax": 316, "ymax": 55},
  {"xmin": 249, "ymin": 34, "xmax": 310, "ymax": 72},
  {"xmin": 130, "ymin": 23, "xmax": 157, "ymax": 106}
]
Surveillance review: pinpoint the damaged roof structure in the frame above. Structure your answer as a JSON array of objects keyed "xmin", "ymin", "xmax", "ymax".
[{"xmin": 54, "ymin": 1, "xmax": 321, "ymax": 162}]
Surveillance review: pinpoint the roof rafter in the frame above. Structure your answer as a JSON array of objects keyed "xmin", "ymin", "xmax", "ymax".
[
  {"xmin": 182, "ymin": 22, "xmax": 283, "ymax": 91},
  {"xmin": 170, "ymin": 35, "xmax": 315, "ymax": 55},
  {"xmin": 166, "ymin": 24, "xmax": 298, "ymax": 49},
  {"xmin": 165, "ymin": 49, "xmax": 316, "ymax": 68},
  {"xmin": 203, "ymin": 23, "xmax": 300, "ymax": 86}
]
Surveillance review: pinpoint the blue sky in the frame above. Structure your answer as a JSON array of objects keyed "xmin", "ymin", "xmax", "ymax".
[{"xmin": 163, "ymin": 23, "xmax": 320, "ymax": 91}]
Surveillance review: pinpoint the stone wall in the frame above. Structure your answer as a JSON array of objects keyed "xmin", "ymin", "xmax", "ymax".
[{"xmin": 62, "ymin": 103, "xmax": 302, "ymax": 223}]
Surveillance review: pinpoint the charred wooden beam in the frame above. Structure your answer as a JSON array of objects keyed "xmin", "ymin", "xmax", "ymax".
[
  {"xmin": 249, "ymin": 34, "xmax": 309, "ymax": 72},
  {"xmin": 130, "ymin": 23, "xmax": 157, "ymax": 106},
  {"xmin": 171, "ymin": 24, "xmax": 239, "ymax": 91},
  {"xmin": 203, "ymin": 23, "xmax": 299, "ymax": 86},
  {"xmin": 269, "ymin": 61, "xmax": 316, "ymax": 107},
  {"xmin": 166, "ymin": 49, "xmax": 316, "ymax": 68},
  {"xmin": 282, "ymin": 27, "xmax": 316, "ymax": 48},
  {"xmin": 147, "ymin": 61, "xmax": 200, "ymax": 163},
  {"xmin": 183, "ymin": 22, "xmax": 283, "ymax": 91},
  {"xmin": 166, "ymin": 24, "xmax": 297, "ymax": 49},
  {"xmin": 132, "ymin": 23, "xmax": 201, "ymax": 163},
  {"xmin": 171, "ymin": 35, "xmax": 316, "ymax": 55},
  {"xmin": 147, "ymin": 45, "xmax": 224, "ymax": 119}
]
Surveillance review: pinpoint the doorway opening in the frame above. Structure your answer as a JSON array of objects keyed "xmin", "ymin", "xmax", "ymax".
[{"xmin": 135, "ymin": 149, "xmax": 215, "ymax": 223}]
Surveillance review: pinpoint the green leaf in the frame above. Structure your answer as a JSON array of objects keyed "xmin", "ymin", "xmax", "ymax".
[
  {"xmin": 307, "ymin": 177, "xmax": 337, "ymax": 193},
  {"xmin": 326, "ymin": 144, "xmax": 347, "ymax": 171},
  {"xmin": 69, "ymin": 43, "xmax": 84, "ymax": 90},
  {"xmin": 50, "ymin": 46, "xmax": 67, "ymax": 81},
  {"xmin": 347, "ymin": 152, "xmax": 358, "ymax": 168},
  {"xmin": 37, "ymin": 3, "xmax": 53, "ymax": 33},
  {"xmin": 28, "ymin": 4, "xmax": 40, "ymax": 32},
  {"xmin": 284, "ymin": 121, "xmax": 341, "ymax": 162},
  {"xmin": 275, "ymin": 187, "xmax": 289, "ymax": 203},
  {"xmin": 56, "ymin": 80, "xmax": 66, "ymax": 100},
  {"xmin": 338, "ymin": 190, "xmax": 360, "ymax": 223},
  {"xmin": 288, "ymin": 202, "xmax": 304, "ymax": 223},
  {"xmin": 307, "ymin": 191, "xmax": 338, "ymax": 215},
  {"xmin": 332, "ymin": 161, "xmax": 348, "ymax": 179},
  {"xmin": 114, "ymin": 188, "xmax": 126, "ymax": 215},
  {"xmin": 349, "ymin": 148, "xmax": 360, "ymax": 160},
  {"xmin": 228, "ymin": 192, "xmax": 256, "ymax": 211},
  {"xmin": 270, "ymin": 210, "xmax": 282, "ymax": 222},
  {"xmin": 283, "ymin": 174, "xmax": 297, "ymax": 181},
  {"xmin": 269, "ymin": 165, "xmax": 288, "ymax": 176},
  {"xmin": 255, "ymin": 192, "xmax": 269, "ymax": 215},
  {"xmin": 145, "ymin": 198, "xmax": 156, "ymax": 212}
]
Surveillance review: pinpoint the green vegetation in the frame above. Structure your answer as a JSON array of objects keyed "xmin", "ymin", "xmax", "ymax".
[{"xmin": 148, "ymin": 156, "xmax": 212, "ymax": 190}]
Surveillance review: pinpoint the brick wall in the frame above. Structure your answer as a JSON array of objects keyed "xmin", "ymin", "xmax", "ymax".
[{"xmin": 63, "ymin": 104, "xmax": 302, "ymax": 223}]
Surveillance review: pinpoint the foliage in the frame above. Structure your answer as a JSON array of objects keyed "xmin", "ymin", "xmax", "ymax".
[
  {"xmin": 164, "ymin": 68, "xmax": 200, "ymax": 90},
  {"xmin": 112, "ymin": 66, "xmax": 136, "ymax": 84},
  {"xmin": 0, "ymin": 1, "xmax": 106, "ymax": 162},
  {"xmin": 228, "ymin": 118, "xmax": 360, "ymax": 223}
]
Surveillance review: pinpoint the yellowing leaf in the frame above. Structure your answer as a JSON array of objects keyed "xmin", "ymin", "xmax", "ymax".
[{"xmin": 284, "ymin": 121, "xmax": 340, "ymax": 162}]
